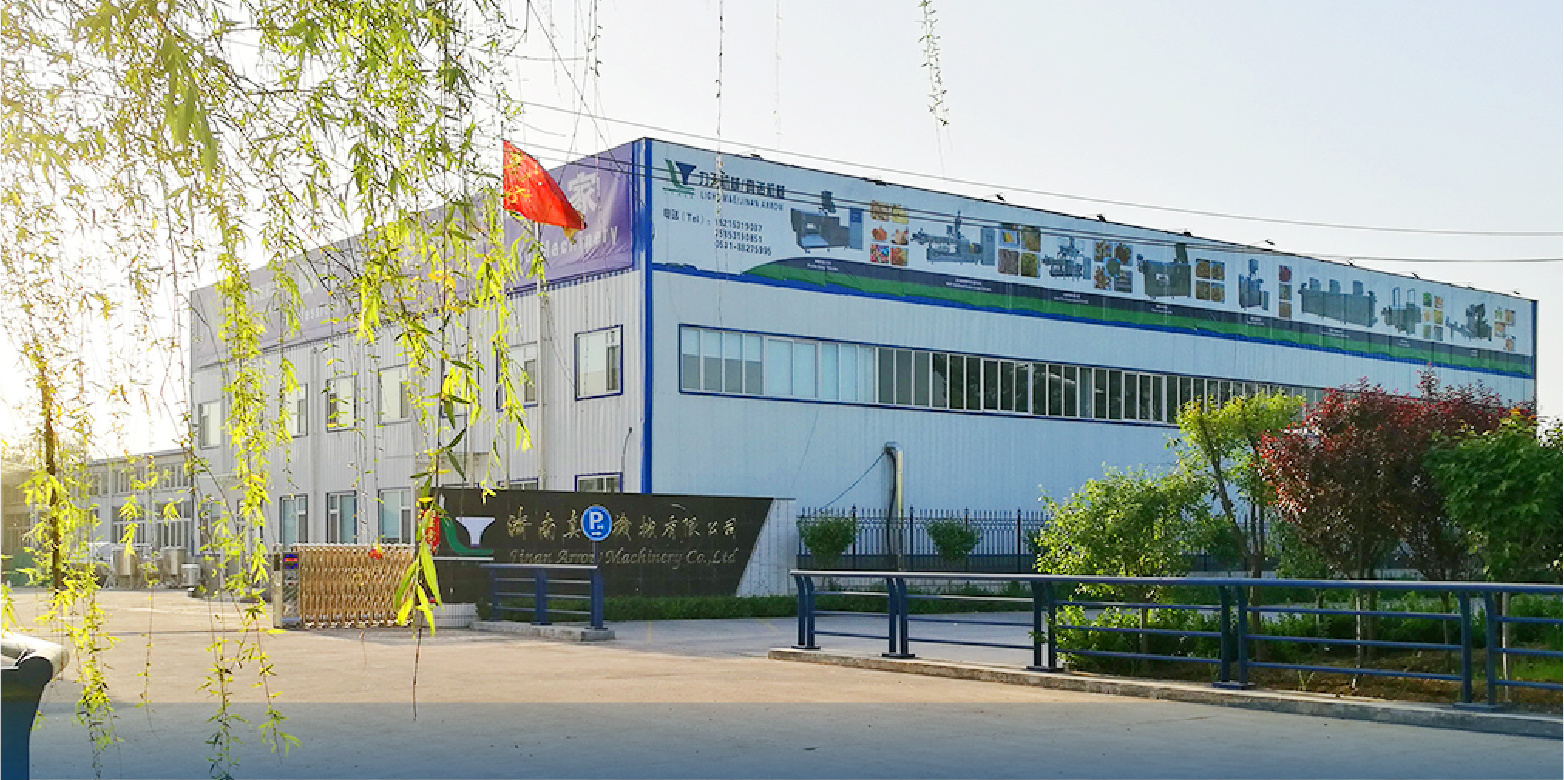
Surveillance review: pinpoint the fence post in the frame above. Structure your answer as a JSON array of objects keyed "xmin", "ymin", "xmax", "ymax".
[
  {"xmin": 881, "ymin": 577, "xmax": 915, "ymax": 659},
  {"xmin": 1216, "ymin": 585, "xmax": 1233, "ymax": 686},
  {"xmin": 1234, "ymin": 584, "xmax": 1251, "ymax": 688},
  {"xmin": 1015, "ymin": 510, "xmax": 1023, "ymax": 573},
  {"xmin": 486, "ymin": 566, "xmax": 498, "ymax": 622},
  {"xmin": 793, "ymin": 574, "xmax": 819, "ymax": 650},
  {"xmin": 1045, "ymin": 580, "xmax": 1058, "ymax": 671},
  {"xmin": 1483, "ymin": 592, "xmax": 1498, "ymax": 705},
  {"xmin": 532, "ymin": 569, "xmax": 550, "ymax": 626},
  {"xmin": 1458, "ymin": 590, "xmax": 1473, "ymax": 705},
  {"xmin": 882, "ymin": 576, "xmax": 900, "ymax": 657},
  {"xmin": 1027, "ymin": 580, "xmax": 1057, "ymax": 672},
  {"xmin": 589, "ymin": 567, "xmax": 604, "ymax": 630}
]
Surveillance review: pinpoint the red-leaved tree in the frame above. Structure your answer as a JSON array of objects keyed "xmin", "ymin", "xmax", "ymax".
[{"xmin": 1258, "ymin": 372, "xmax": 1507, "ymax": 581}]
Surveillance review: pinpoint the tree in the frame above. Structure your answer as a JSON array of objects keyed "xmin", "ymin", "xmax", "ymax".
[
  {"xmin": 1258, "ymin": 374, "xmax": 1506, "ymax": 581},
  {"xmin": 1036, "ymin": 468, "xmax": 1223, "ymax": 652},
  {"xmin": 1175, "ymin": 392, "xmax": 1304, "ymax": 579},
  {"xmin": 3, "ymin": 0, "xmax": 542, "ymax": 773},
  {"xmin": 1426, "ymin": 413, "xmax": 1562, "ymax": 583}
]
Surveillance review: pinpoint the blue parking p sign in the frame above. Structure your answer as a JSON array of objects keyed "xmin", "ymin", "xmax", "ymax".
[{"xmin": 581, "ymin": 505, "xmax": 612, "ymax": 542}]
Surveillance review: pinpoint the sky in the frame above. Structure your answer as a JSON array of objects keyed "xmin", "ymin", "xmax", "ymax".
[{"xmin": 3, "ymin": 0, "xmax": 1559, "ymax": 455}]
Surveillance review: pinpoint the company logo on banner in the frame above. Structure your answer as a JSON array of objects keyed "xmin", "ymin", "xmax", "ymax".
[{"xmin": 505, "ymin": 143, "xmax": 635, "ymax": 287}]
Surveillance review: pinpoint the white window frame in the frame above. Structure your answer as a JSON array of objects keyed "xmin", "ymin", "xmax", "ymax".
[
  {"xmin": 284, "ymin": 383, "xmax": 308, "ymax": 437},
  {"xmin": 197, "ymin": 401, "xmax": 222, "ymax": 449},
  {"xmin": 507, "ymin": 343, "xmax": 539, "ymax": 406},
  {"xmin": 575, "ymin": 326, "xmax": 622, "ymax": 399},
  {"xmin": 327, "ymin": 491, "xmax": 358, "ymax": 543},
  {"xmin": 378, "ymin": 366, "xmax": 411, "ymax": 423},
  {"xmin": 575, "ymin": 474, "xmax": 621, "ymax": 493},
  {"xmin": 326, "ymin": 376, "xmax": 356, "ymax": 430},
  {"xmin": 279, "ymin": 494, "xmax": 308, "ymax": 547},
  {"xmin": 377, "ymin": 488, "xmax": 413, "ymax": 542}
]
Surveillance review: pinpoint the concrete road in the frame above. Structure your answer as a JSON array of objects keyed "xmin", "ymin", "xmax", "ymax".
[{"xmin": 10, "ymin": 589, "xmax": 1562, "ymax": 779}]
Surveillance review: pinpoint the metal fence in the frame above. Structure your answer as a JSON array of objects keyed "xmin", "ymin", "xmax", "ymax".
[
  {"xmin": 797, "ymin": 507, "xmax": 1048, "ymax": 573},
  {"xmin": 790, "ymin": 569, "xmax": 1563, "ymax": 707}
]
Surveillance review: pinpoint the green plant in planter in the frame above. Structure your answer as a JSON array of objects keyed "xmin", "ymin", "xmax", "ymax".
[
  {"xmin": 925, "ymin": 519, "xmax": 982, "ymax": 562},
  {"xmin": 799, "ymin": 516, "xmax": 858, "ymax": 567}
]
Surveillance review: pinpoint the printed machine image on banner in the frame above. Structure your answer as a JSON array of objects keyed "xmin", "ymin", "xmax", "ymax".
[{"xmin": 646, "ymin": 140, "xmax": 1534, "ymax": 378}]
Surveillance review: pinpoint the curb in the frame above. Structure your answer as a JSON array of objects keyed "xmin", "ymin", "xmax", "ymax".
[
  {"xmin": 768, "ymin": 648, "xmax": 1562, "ymax": 740},
  {"xmin": 473, "ymin": 621, "xmax": 615, "ymax": 642}
]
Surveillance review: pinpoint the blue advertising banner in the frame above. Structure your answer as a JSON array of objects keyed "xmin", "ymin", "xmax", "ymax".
[{"xmin": 505, "ymin": 142, "xmax": 636, "ymax": 287}]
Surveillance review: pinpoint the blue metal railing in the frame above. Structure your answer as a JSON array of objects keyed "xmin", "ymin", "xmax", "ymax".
[
  {"xmin": 481, "ymin": 563, "xmax": 605, "ymax": 630},
  {"xmin": 790, "ymin": 570, "xmax": 1562, "ymax": 707}
]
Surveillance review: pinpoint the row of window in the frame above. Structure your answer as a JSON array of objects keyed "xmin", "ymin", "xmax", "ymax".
[
  {"xmin": 679, "ymin": 326, "xmax": 1326, "ymax": 423},
  {"xmin": 194, "ymin": 327, "xmax": 624, "ymax": 449},
  {"xmin": 273, "ymin": 474, "xmax": 621, "ymax": 547},
  {"xmin": 90, "ymin": 462, "xmax": 193, "ymax": 496},
  {"xmin": 109, "ymin": 500, "xmax": 193, "ymax": 548}
]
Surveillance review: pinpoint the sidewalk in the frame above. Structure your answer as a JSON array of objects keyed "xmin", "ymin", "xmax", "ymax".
[{"xmin": 9, "ymin": 589, "xmax": 1562, "ymax": 779}]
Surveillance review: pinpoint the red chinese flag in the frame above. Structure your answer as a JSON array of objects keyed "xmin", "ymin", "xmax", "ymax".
[{"xmin": 502, "ymin": 141, "xmax": 586, "ymax": 239}]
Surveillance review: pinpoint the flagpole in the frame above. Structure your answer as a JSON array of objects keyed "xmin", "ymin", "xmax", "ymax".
[{"xmin": 534, "ymin": 219, "xmax": 547, "ymax": 492}]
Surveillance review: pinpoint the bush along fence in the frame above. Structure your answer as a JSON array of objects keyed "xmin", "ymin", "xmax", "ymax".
[
  {"xmin": 790, "ymin": 570, "xmax": 1563, "ymax": 708},
  {"xmin": 797, "ymin": 507, "xmax": 1049, "ymax": 573}
]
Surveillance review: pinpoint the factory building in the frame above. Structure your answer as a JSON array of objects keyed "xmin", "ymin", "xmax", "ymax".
[{"xmin": 184, "ymin": 138, "xmax": 1537, "ymax": 551}]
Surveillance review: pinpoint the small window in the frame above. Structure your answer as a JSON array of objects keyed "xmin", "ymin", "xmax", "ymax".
[
  {"xmin": 1063, "ymin": 366, "xmax": 1081, "ymax": 418},
  {"xmin": 575, "ymin": 326, "xmax": 622, "ymax": 398},
  {"xmin": 197, "ymin": 401, "xmax": 222, "ymax": 449},
  {"xmin": 838, "ymin": 342, "xmax": 859, "ymax": 402},
  {"xmin": 507, "ymin": 478, "xmax": 540, "ymax": 490},
  {"xmin": 327, "ymin": 491, "xmax": 358, "ymax": 543},
  {"xmin": 279, "ymin": 494, "xmax": 308, "ymax": 547},
  {"xmin": 326, "ymin": 377, "xmax": 356, "ymax": 430},
  {"xmin": 948, "ymin": 354, "xmax": 966, "ymax": 410},
  {"xmin": 819, "ymin": 343, "xmax": 840, "ymax": 402},
  {"xmin": 742, "ymin": 334, "xmax": 763, "ymax": 393},
  {"xmin": 505, "ymin": 343, "xmax": 539, "ymax": 406},
  {"xmin": 931, "ymin": 354, "xmax": 949, "ymax": 409},
  {"xmin": 680, "ymin": 328, "xmax": 701, "ymax": 392},
  {"xmin": 913, "ymin": 351, "xmax": 931, "ymax": 407},
  {"xmin": 1044, "ymin": 364, "xmax": 1062, "ymax": 416},
  {"xmin": 722, "ymin": 331, "xmax": 744, "ymax": 394},
  {"xmin": 576, "ymin": 474, "xmax": 621, "ymax": 493},
  {"xmin": 792, "ymin": 342, "xmax": 816, "ymax": 399},
  {"xmin": 965, "ymin": 356, "xmax": 983, "ymax": 411},
  {"xmin": 764, "ymin": 338, "xmax": 792, "ymax": 396},
  {"xmin": 701, "ymin": 329, "xmax": 722, "ymax": 392},
  {"xmin": 379, "ymin": 366, "xmax": 410, "ymax": 423},
  {"xmin": 377, "ymin": 488, "xmax": 413, "ymax": 542},
  {"xmin": 1108, "ymin": 370, "xmax": 1124, "ymax": 420},
  {"xmin": 981, "ymin": 359, "xmax": 1000, "ymax": 411},
  {"xmin": 283, "ymin": 384, "xmax": 308, "ymax": 437},
  {"xmin": 877, "ymin": 348, "xmax": 896, "ymax": 404}
]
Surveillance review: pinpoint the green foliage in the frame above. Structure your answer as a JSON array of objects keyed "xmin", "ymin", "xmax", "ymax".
[
  {"xmin": 1052, "ymin": 605, "xmax": 1222, "ymax": 674},
  {"xmin": 1426, "ymin": 415, "xmax": 1563, "ymax": 583},
  {"xmin": 1036, "ymin": 468, "xmax": 1223, "ymax": 601},
  {"xmin": 799, "ymin": 516, "xmax": 858, "ymax": 566},
  {"xmin": 925, "ymin": 519, "xmax": 982, "ymax": 562},
  {"xmin": 1175, "ymin": 392, "xmax": 1304, "ymax": 576}
]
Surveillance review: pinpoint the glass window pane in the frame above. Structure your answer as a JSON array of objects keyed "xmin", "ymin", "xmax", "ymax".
[
  {"xmin": 970, "ymin": 357, "xmax": 987, "ymax": 411},
  {"xmin": 1151, "ymin": 375, "xmax": 1165, "ymax": 422},
  {"xmin": 723, "ymin": 332, "xmax": 743, "ymax": 393},
  {"xmin": 839, "ymin": 342, "xmax": 858, "ymax": 402},
  {"xmin": 1046, "ymin": 365, "xmax": 1062, "ymax": 416},
  {"xmin": 998, "ymin": 362, "xmax": 1016, "ymax": 412},
  {"xmin": 701, "ymin": 330, "xmax": 722, "ymax": 392},
  {"xmin": 932, "ymin": 354, "xmax": 949, "ymax": 408},
  {"xmin": 793, "ymin": 342, "xmax": 816, "ymax": 398},
  {"xmin": 1140, "ymin": 375, "xmax": 1156, "ymax": 421},
  {"xmin": 894, "ymin": 349, "xmax": 913, "ymax": 406},
  {"xmin": 1013, "ymin": 363, "xmax": 1030, "ymax": 413},
  {"xmin": 1032, "ymin": 364, "xmax": 1049, "ymax": 416},
  {"xmin": 948, "ymin": 354, "xmax": 965, "ymax": 410},
  {"xmin": 1064, "ymin": 366, "xmax": 1080, "ymax": 417},
  {"xmin": 819, "ymin": 343, "xmax": 839, "ymax": 401},
  {"xmin": 764, "ymin": 338, "xmax": 792, "ymax": 396},
  {"xmin": 878, "ymin": 348, "xmax": 896, "ymax": 404},
  {"xmin": 980, "ymin": 360, "xmax": 998, "ymax": 411},
  {"xmin": 1092, "ymin": 369, "xmax": 1108, "ymax": 419},
  {"xmin": 913, "ymin": 352, "xmax": 931, "ymax": 407},
  {"xmin": 1108, "ymin": 370, "xmax": 1123, "ymax": 420},
  {"xmin": 1124, "ymin": 374, "xmax": 1139, "ymax": 420},
  {"xmin": 860, "ymin": 346, "xmax": 877, "ymax": 404},
  {"xmin": 743, "ymin": 334, "xmax": 763, "ymax": 394}
]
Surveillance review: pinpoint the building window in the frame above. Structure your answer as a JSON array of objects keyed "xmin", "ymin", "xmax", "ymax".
[
  {"xmin": 327, "ymin": 491, "xmax": 358, "ymax": 543},
  {"xmin": 507, "ymin": 478, "xmax": 540, "ymax": 490},
  {"xmin": 377, "ymin": 488, "xmax": 412, "ymax": 542},
  {"xmin": 505, "ymin": 343, "xmax": 539, "ymax": 406},
  {"xmin": 284, "ymin": 383, "xmax": 308, "ymax": 437},
  {"xmin": 675, "ymin": 325, "xmax": 1317, "ymax": 427},
  {"xmin": 279, "ymin": 494, "xmax": 307, "ymax": 547},
  {"xmin": 378, "ymin": 366, "xmax": 410, "ymax": 423},
  {"xmin": 575, "ymin": 326, "xmax": 621, "ymax": 398},
  {"xmin": 576, "ymin": 474, "xmax": 621, "ymax": 493},
  {"xmin": 197, "ymin": 401, "xmax": 222, "ymax": 449},
  {"xmin": 326, "ymin": 377, "xmax": 356, "ymax": 430}
]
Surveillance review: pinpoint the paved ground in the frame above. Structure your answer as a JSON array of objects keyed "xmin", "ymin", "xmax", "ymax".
[{"xmin": 9, "ymin": 589, "xmax": 1563, "ymax": 779}]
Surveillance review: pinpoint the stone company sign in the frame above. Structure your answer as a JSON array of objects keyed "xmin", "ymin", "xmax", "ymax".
[{"xmin": 434, "ymin": 488, "xmax": 774, "ymax": 597}]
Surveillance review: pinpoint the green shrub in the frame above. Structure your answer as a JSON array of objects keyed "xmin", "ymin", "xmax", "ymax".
[
  {"xmin": 799, "ymin": 515, "xmax": 857, "ymax": 566},
  {"xmin": 925, "ymin": 519, "xmax": 981, "ymax": 562}
]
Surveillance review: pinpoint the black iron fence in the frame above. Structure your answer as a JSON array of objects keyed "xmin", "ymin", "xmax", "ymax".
[{"xmin": 797, "ymin": 507, "xmax": 1049, "ymax": 573}]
